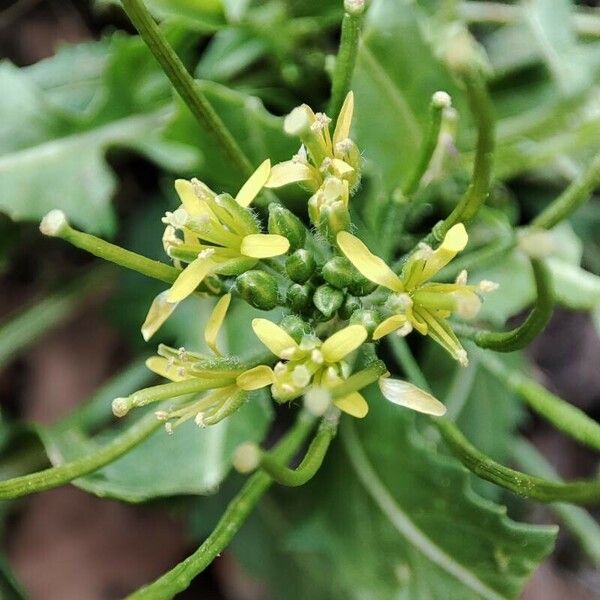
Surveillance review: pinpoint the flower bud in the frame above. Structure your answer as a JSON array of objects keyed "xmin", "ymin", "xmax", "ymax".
[
  {"xmin": 285, "ymin": 249, "xmax": 316, "ymax": 284},
  {"xmin": 279, "ymin": 315, "xmax": 312, "ymax": 343},
  {"xmin": 338, "ymin": 295, "xmax": 361, "ymax": 320},
  {"xmin": 236, "ymin": 270, "xmax": 279, "ymax": 310},
  {"xmin": 216, "ymin": 193, "xmax": 260, "ymax": 235},
  {"xmin": 267, "ymin": 204, "xmax": 306, "ymax": 251},
  {"xmin": 347, "ymin": 276, "xmax": 377, "ymax": 297},
  {"xmin": 287, "ymin": 283, "xmax": 313, "ymax": 313},
  {"xmin": 350, "ymin": 309, "xmax": 381, "ymax": 336},
  {"xmin": 313, "ymin": 284, "xmax": 344, "ymax": 318},
  {"xmin": 322, "ymin": 256, "xmax": 355, "ymax": 289},
  {"xmin": 319, "ymin": 201, "xmax": 351, "ymax": 242}
]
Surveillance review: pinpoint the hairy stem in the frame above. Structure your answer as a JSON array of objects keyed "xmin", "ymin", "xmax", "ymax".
[
  {"xmin": 531, "ymin": 152, "xmax": 600, "ymax": 229},
  {"xmin": 258, "ymin": 410, "xmax": 339, "ymax": 487},
  {"xmin": 480, "ymin": 353, "xmax": 600, "ymax": 452},
  {"xmin": 127, "ymin": 410, "xmax": 316, "ymax": 599},
  {"xmin": 453, "ymin": 259, "xmax": 554, "ymax": 351},
  {"xmin": 121, "ymin": 0, "xmax": 253, "ymax": 177},
  {"xmin": 328, "ymin": 1, "xmax": 366, "ymax": 122}
]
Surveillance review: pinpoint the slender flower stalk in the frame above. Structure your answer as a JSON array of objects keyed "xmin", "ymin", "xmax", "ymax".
[
  {"xmin": 453, "ymin": 258, "xmax": 554, "ymax": 352},
  {"xmin": 328, "ymin": 0, "xmax": 367, "ymax": 122},
  {"xmin": 120, "ymin": 0, "xmax": 253, "ymax": 177},
  {"xmin": 126, "ymin": 410, "xmax": 317, "ymax": 600},
  {"xmin": 531, "ymin": 152, "xmax": 600, "ymax": 230}
]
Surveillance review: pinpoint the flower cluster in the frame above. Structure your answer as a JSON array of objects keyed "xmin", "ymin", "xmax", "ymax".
[{"xmin": 113, "ymin": 92, "xmax": 496, "ymax": 431}]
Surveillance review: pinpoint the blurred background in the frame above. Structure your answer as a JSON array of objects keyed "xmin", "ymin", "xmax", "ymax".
[{"xmin": 0, "ymin": 1, "xmax": 599, "ymax": 598}]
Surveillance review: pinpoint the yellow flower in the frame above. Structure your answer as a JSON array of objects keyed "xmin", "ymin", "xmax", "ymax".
[
  {"xmin": 251, "ymin": 319, "xmax": 370, "ymax": 418},
  {"xmin": 141, "ymin": 160, "xmax": 290, "ymax": 340},
  {"xmin": 142, "ymin": 293, "xmax": 273, "ymax": 431},
  {"xmin": 265, "ymin": 92, "xmax": 361, "ymax": 226},
  {"xmin": 337, "ymin": 224, "xmax": 498, "ymax": 366}
]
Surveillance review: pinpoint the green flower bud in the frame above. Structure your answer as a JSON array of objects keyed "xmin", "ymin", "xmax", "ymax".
[
  {"xmin": 215, "ymin": 193, "xmax": 260, "ymax": 235},
  {"xmin": 313, "ymin": 284, "xmax": 344, "ymax": 318},
  {"xmin": 279, "ymin": 315, "xmax": 312, "ymax": 343},
  {"xmin": 319, "ymin": 201, "xmax": 351, "ymax": 243},
  {"xmin": 286, "ymin": 283, "xmax": 313, "ymax": 313},
  {"xmin": 285, "ymin": 249, "xmax": 316, "ymax": 284},
  {"xmin": 350, "ymin": 308, "xmax": 381, "ymax": 336},
  {"xmin": 338, "ymin": 295, "xmax": 361, "ymax": 320},
  {"xmin": 322, "ymin": 256, "xmax": 355, "ymax": 289},
  {"xmin": 268, "ymin": 204, "xmax": 306, "ymax": 251},
  {"xmin": 236, "ymin": 270, "xmax": 279, "ymax": 310},
  {"xmin": 347, "ymin": 276, "xmax": 377, "ymax": 297}
]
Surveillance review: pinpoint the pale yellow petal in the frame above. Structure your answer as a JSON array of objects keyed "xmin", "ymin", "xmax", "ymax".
[
  {"xmin": 236, "ymin": 365, "xmax": 274, "ymax": 390},
  {"xmin": 333, "ymin": 91, "xmax": 354, "ymax": 147},
  {"xmin": 235, "ymin": 159, "xmax": 271, "ymax": 207},
  {"xmin": 204, "ymin": 293, "xmax": 231, "ymax": 355},
  {"xmin": 334, "ymin": 391, "xmax": 368, "ymax": 418},
  {"xmin": 145, "ymin": 356, "xmax": 186, "ymax": 382},
  {"xmin": 378, "ymin": 377, "xmax": 446, "ymax": 416},
  {"xmin": 252, "ymin": 318, "xmax": 300, "ymax": 359},
  {"xmin": 337, "ymin": 231, "xmax": 403, "ymax": 292},
  {"xmin": 265, "ymin": 161, "xmax": 313, "ymax": 188},
  {"xmin": 167, "ymin": 256, "xmax": 212, "ymax": 303},
  {"xmin": 141, "ymin": 291, "xmax": 178, "ymax": 341},
  {"xmin": 174, "ymin": 179, "xmax": 204, "ymax": 217},
  {"xmin": 373, "ymin": 315, "xmax": 407, "ymax": 340},
  {"xmin": 419, "ymin": 223, "xmax": 469, "ymax": 283},
  {"xmin": 240, "ymin": 233, "xmax": 289, "ymax": 258},
  {"xmin": 321, "ymin": 324, "xmax": 367, "ymax": 363}
]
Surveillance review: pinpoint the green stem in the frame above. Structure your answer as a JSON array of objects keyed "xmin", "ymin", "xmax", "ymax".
[
  {"xmin": 328, "ymin": 2, "xmax": 365, "ymax": 121},
  {"xmin": 258, "ymin": 409, "xmax": 339, "ymax": 487},
  {"xmin": 329, "ymin": 360, "xmax": 388, "ymax": 400},
  {"xmin": 41, "ymin": 214, "xmax": 179, "ymax": 284},
  {"xmin": 121, "ymin": 0, "xmax": 253, "ymax": 177},
  {"xmin": 127, "ymin": 410, "xmax": 316, "ymax": 600},
  {"xmin": 402, "ymin": 93, "xmax": 448, "ymax": 197},
  {"xmin": 531, "ymin": 152, "xmax": 600, "ymax": 229},
  {"xmin": 512, "ymin": 439, "xmax": 600, "ymax": 565},
  {"xmin": 453, "ymin": 258, "xmax": 554, "ymax": 351},
  {"xmin": 423, "ymin": 69, "xmax": 495, "ymax": 246},
  {"xmin": 435, "ymin": 418, "xmax": 600, "ymax": 505},
  {"xmin": 479, "ymin": 353, "xmax": 600, "ymax": 452},
  {"xmin": 0, "ymin": 412, "xmax": 160, "ymax": 500}
]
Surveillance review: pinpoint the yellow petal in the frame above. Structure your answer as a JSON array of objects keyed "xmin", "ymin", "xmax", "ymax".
[
  {"xmin": 174, "ymin": 179, "xmax": 205, "ymax": 217},
  {"xmin": 167, "ymin": 256, "xmax": 213, "ymax": 303},
  {"xmin": 204, "ymin": 293, "xmax": 231, "ymax": 355},
  {"xmin": 337, "ymin": 231, "xmax": 403, "ymax": 292},
  {"xmin": 252, "ymin": 318, "xmax": 299, "ymax": 359},
  {"xmin": 331, "ymin": 158, "xmax": 354, "ymax": 178},
  {"xmin": 141, "ymin": 291, "xmax": 178, "ymax": 341},
  {"xmin": 235, "ymin": 159, "xmax": 271, "ymax": 207},
  {"xmin": 335, "ymin": 391, "xmax": 368, "ymax": 418},
  {"xmin": 145, "ymin": 356, "xmax": 186, "ymax": 382},
  {"xmin": 333, "ymin": 91, "xmax": 354, "ymax": 147},
  {"xmin": 265, "ymin": 161, "xmax": 313, "ymax": 188},
  {"xmin": 240, "ymin": 233, "xmax": 290, "ymax": 258},
  {"xmin": 378, "ymin": 377, "xmax": 446, "ymax": 416},
  {"xmin": 321, "ymin": 324, "xmax": 367, "ymax": 363},
  {"xmin": 373, "ymin": 315, "xmax": 407, "ymax": 340},
  {"xmin": 236, "ymin": 365, "xmax": 274, "ymax": 390},
  {"xmin": 419, "ymin": 223, "xmax": 469, "ymax": 283}
]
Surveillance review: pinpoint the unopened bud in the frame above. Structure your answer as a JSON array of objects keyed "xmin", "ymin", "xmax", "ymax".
[
  {"xmin": 279, "ymin": 315, "xmax": 312, "ymax": 343},
  {"xmin": 286, "ymin": 249, "xmax": 316, "ymax": 284},
  {"xmin": 350, "ymin": 308, "xmax": 381, "ymax": 335},
  {"xmin": 338, "ymin": 295, "xmax": 361, "ymax": 320},
  {"xmin": 322, "ymin": 256, "xmax": 355, "ymax": 289},
  {"xmin": 112, "ymin": 397, "xmax": 131, "ymax": 418},
  {"xmin": 232, "ymin": 442, "xmax": 261, "ymax": 474},
  {"xmin": 313, "ymin": 284, "xmax": 344, "ymax": 318},
  {"xmin": 284, "ymin": 105, "xmax": 314, "ymax": 137},
  {"xmin": 268, "ymin": 204, "xmax": 306, "ymax": 251},
  {"xmin": 319, "ymin": 201, "xmax": 351, "ymax": 242},
  {"xmin": 287, "ymin": 283, "xmax": 313, "ymax": 313},
  {"xmin": 236, "ymin": 270, "xmax": 280, "ymax": 310}
]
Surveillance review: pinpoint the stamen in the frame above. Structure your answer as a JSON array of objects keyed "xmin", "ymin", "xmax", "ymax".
[
  {"xmin": 311, "ymin": 349, "xmax": 324, "ymax": 365},
  {"xmin": 457, "ymin": 350, "xmax": 469, "ymax": 367},
  {"xmin": 292, "ymin": 365, "xmax": 311, "ymax": 387},
  {"xmin": 455, "ymin": 269, "xmax": 468, "ymax": 286},
  {"xmin": 478, "ymin": 280, "xmax": 499, "ymax": 293},
  {"xmin": 395, "ymin": 322, "xmax": 413, "ymax": 337},
  {"xmin": 304, "ymin": 386, "xmax": 332, "ymax": 416}
]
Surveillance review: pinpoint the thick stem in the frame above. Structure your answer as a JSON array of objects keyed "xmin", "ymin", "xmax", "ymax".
[
  {"xmin": 0, "ymin": 412, "xmax": 160, "ymax": 500},
  {"xmin": 121, "ymin": 0, "xmax": 253, "ymax": 177},
  {"xmin": 258, "ymin": 410, "xmax": 339, "ymax": 487},
  {"xmin": 531, "ymin": 152, "xmax": 600, "ymax": 229},
  {"xmin": 453, "ymin": 259, "xmax": 554, "ymax": 351},
  {"xmin": 329, "ymin": 360, "xmax": 388, "ymax": 400},
  {"xmin": 480, "ymin": 353, "xmax": 600, "ymax": 452},
  {"xmin": 126, "ymin": 410, "xmax": 316, "ymax": 600},
  {"xmin": 328, "ymin": 2, "xmax": 365, "ymax": 122}
]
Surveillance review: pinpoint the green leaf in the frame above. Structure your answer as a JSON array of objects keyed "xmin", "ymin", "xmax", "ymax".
[
  {"xmin": 163, "ymin": 80, "xmax": 297, "ymax": 191},
  {"xmin": 352, "ymin": 0, "xmax": 463, "ymax": 193},
  {"xmin": 231, "ymin": 395, "xmax": 556, "ymax": 599}
]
